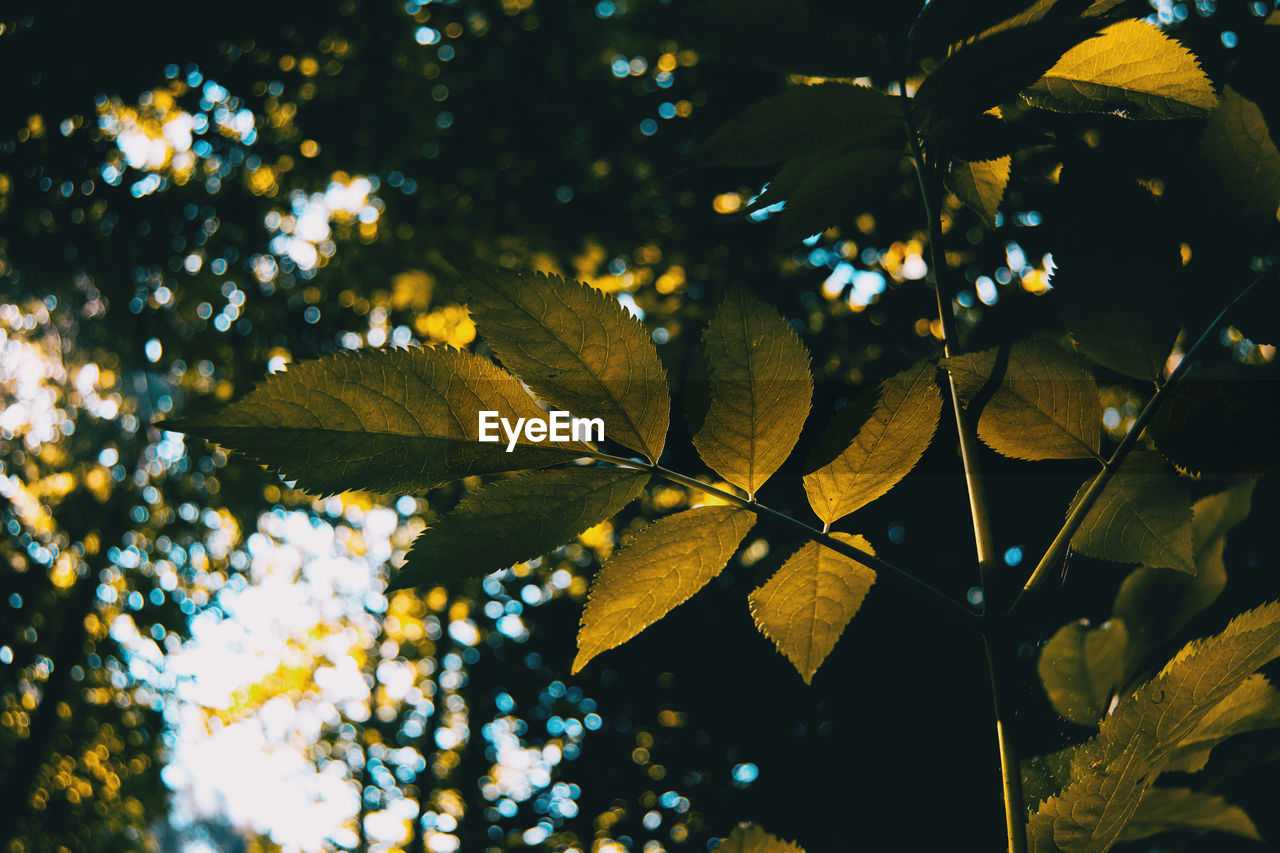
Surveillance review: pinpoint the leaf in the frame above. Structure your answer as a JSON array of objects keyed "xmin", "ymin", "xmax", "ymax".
[
  {"xmin": 748, "ymin": 533, "xmax": 876, "ymax": 684},
  {"xmin": 1164, "ymin": 674, "xmax": 1280, "ymax": 772},
  {"xmin": 390, "ymin": 468, "xmax": 649, "ymax": 590},
  {"xmin": 1069, "ymin": 451, "xmax": 1195, "ymax": 574},
  {"xmin": 1038, "ymin": 619, "xmax": 1129, "ymax": 727},
  {"xmin": 1202, "ymin": 86, "xmax": 1280, "ymax": 220},
  {"xmin": 802, "ymin": 358, "xmax": 942, "ymax": 526},
  {"xmin": 692, "ymin": 84, "xmax": 903, "ymax": 168},
  {"xmin": 691, "ymin": 290, "xmax": 812, "ymax": 496},
  {"xmin": 773, "ymin": 148, "xmax": 905, "ymax": 245},
  {"xmin": 946, "ymin": 157, "xmax": 1011, "ymax": 228},
  {"xmin": 1022, "ymin": 20, "xmax": 1217, "ymax": 120},
  {"xmin": 717, "ymin": 823, "xmax": 805, "ymax": 853},
  {"xmin": 909, "ymin": 0, "xmax": 1070, "ymax": 59},
  {"xmin": 1027, "ymin": 601, "xmax": 1280, "ymax": 853},
  {"xmin": 572, "ymin": 506, "xmax": 755, "ymax": 673},
  {"xmin": 461, "ymin": 265, "xmax": 670, "ymax": 463},
  {"xmin": 1118, "ymin": 787, "xmax": 1260, "ymax": 843},
  {"xmin": 1112, "ymin": 480, "xmax": 1256, "ymax": 681},
  {"xmin": 1150, "ymin": 363, "xmax": 1280, "ymax": 474},
  {"xmin": 161, "ymin": 347, "xmax": 582, "ymax": 496},
  {"xmin": 942, "ymin": 340, "xmax": 1101, "ymax": 461}
]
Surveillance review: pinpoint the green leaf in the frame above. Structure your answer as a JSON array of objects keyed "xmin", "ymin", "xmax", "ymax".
[
  {"xmin": 692, "ymin": 84, "xmax": 903, "ymax": 168},
  {"xmin": 1112, "ymin": 480, "xmax": 1256, "ymax": 681},
  {"xmin": 1038, "ymin": 618, "xmax": 1129, "ymax": 727},
  {"xmin": 748, "ymin": 533, "xmax": 876, "ymax": 684},
  {"xmin": 1058, "ymin": 304, "xmax": 1177, "ymax": 382},
  {"xmin": 572, "ymin": 506, "xmax": 755, "ymax": 673},
  {"xmin": 390, "ymin": 468, "xmax": 649, "ymax": 590},
  {"xmin": 946, "ymin": 157, "xmax": 1011, "ymax": 228},
  {"xmin": 1118, "ymin": 787, "xmax": 1260, "ymax": 843},
  {"xmin": 1202, "ymin": 87, "xmax": 1280, "ymax": 220},
  {"xmin": 1022, "ymin": 20, "xmax": 1217, "ymax": 120},
  {"xmin": 461, "ymin": 265, "xmax": 670, "ymax": 463},
  {"xmin": 161, "ymin": 347, "xmax": 582, "ymax": 496},
  {"xmin": 717, "ymin": 823, "xmax": 805, "ymax": 853},
  {"xmin": 802, "ymin": 358, "xmax": 942, "ymax": 526},
  {"xmin": 1164, "ymin": 674, "xmax": 1280, "ymax": 772},
  {"xmin": 1069, "ymin": 451, "xmax": 1195, "ymax": 574},
  {"xmin": 772, "ymin": 148, "xmax": 905, "ymax": 245},
  {"xmin": 908, "ymin": 0, "xmax": 1066, "ymax": 58},
  {"xmin": 942, "ymin": 340, "xmax": 1101, "ymax": 461},
  {"xmin": 1027, "ymin": 601, "xmax": 1280, "ymax": 853},
  {"xmin": 691, "ymin": 290, "xmax": 812, "ymax": 497}
]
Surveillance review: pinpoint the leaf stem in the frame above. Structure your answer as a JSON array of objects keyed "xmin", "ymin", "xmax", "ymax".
[
  {"xmin": 1007, "ymin": 265, "xmax": 1276, "ymax": 616},
  {"xmin": 579, "ymin": 450, "xmax": 979, "ymax": 626},
  {"xmin": 904, "ymin": 96, "xmax": 1025, "ymax": 853},
  {"xmin": 905, "ymin": 117, "xmax": 1001, "ymax": 602}
]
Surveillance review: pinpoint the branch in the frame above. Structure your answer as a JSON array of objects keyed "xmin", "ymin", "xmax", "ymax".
[
  {"xmin": 580, "ymin": 450, "xmax": 979, "ymax": 627},
  {"xmin": 1007, "ymin": 265, "xmax": 1276, "ymax": 616}
]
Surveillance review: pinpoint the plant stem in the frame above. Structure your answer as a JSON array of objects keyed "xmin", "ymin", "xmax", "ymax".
[
  {"xmin": 579, "ymin": 449, "xmax": 979, "ymax": 626},
  {"xmin": 1007, "ymin": 266, "xmax": 1275, "ymax": 616},
  {"xmin": 905, "ymin": 105, "xmax": 1026, "ymax": 853}
]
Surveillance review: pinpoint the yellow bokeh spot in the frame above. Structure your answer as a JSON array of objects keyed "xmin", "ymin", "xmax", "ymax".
[
  {"xmin": 712, "ymin": 192, "xmax": 742, "ymax": 214},
  {"xmin": 415, "ymin": 304, "xmax": 476, "ymax": 347},
  {"xmin": 300, "ymin": 139, "xmax": 320, "ymax": 158},
  {"xmin": 392, "ymin": 270, "xmax": 435, "ymax": 311}
]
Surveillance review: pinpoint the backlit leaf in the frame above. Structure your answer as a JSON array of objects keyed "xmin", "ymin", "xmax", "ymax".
[
  {"xmin": 748, "ymin": 533, "xmax": 876, "ymax": 684},
  {"xmin": 773, "ymin": 148, "xmax": 905, "ymax": 245},
  {"xmin": 802, "ymin": 358, "xmax": 942, "ymax": 526},
  {"xmin": 1113, "ymin": 480, "xmax": 1256, "ymax": 681},
  {"xmin": 1164, "ymin": 674, "xmax": 1280, "ymax": 772},
  {"xmin": 717, "ymin": 823, "xmax": 806, "ymax": 853},
  {"xmin": 1038, "ymin": 619, "xmax": 1129, "ymax": 727},
  {"xmin": 462, "ymin": 265, "xmax": 670, "ymax": 463},
  {"xmin": 1022, "ymin": 20, "xmax": 1217, "ymax": 120},
  {"xmin": 942, "ymin": 340, "xmax": 1101, "ymax": 461},
  {"xmin": 572, "ymin": 506, "xmax": 755, "ymax": 673},
  {"xmin": 1027, "ymin": 601, "xmax": 1280, "ymax": 852},
  {"xmin": 390, "ymin": 467, "xmax": 649, "ymax": 589},
  {"xmin": 162, "ymin": 347, "xmax": 581, "ymax": 496},
  {"xmin": 692, "ymin": 84, "xmax": 903, "ymax": 168},
  {"xmin": 947, "ymin": 156, "xmax": 1011, "ymax": 228},
  {"xmin": 692, "ymin": 289, "xmax": 813, "ymax": 497},
  {"xmin": 1118, "ymin": 788, "xmax": 1260, "ymax": 843},
  {"xmin": 1069, "ymin": 451, "xmax": 1195, "ymax": 574},
  {"xmin": 1201, "ymin": 86, "xmax": 1280, "ymax": 220}
]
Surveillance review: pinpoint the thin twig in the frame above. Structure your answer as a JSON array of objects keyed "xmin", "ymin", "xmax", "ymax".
[
  {"xmin": 1007, "ymin": 265, "xmax": 1276, "ymax": 616},
  {"xmin": 579, "ymin": 449, "xmax": 979, "ymax": 626}
]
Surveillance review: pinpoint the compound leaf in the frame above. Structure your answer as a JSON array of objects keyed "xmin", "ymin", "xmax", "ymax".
[
  {"xmin": 717, "ymin": 823, "xmax": 806, "ymax": 853},
  {"xmin": 1027, "ymin": 601, "xmax": 1280, "ymax": 853},
  {"xmin": 573, "ymin": 506, "xmax": 755, "ymax": 673},
  {"xmin": 692, "ymin": 289, "xmax": 813, "ymax": 496},
  {"xmin": 161, "ymin": 347, "xmax": 581, "ymax": 496},
  {"xmin": 1118, "ymin": 788, "xmax": 1260, "ymax": 843},
  {"xmin": 803, "ymin": 358, "xmax": 942, "ymax": 526},
  {"xmin": 947, "ymin": 156, "xmax": 1012, "ymax": 228},
  {"xmin": 692, "ymin": 84, "xmax": 903, "ymax": 168},
  {"xmin": 462, "ymin": 265, "xmax": 670, "ymax": 463},
  {"xmin": 1039, "ymin": 619, "xmax": 1129, "ymax": 727},
  {"xmin": 1202, "ymin": 86, "xmax": 1280, "ymax": 220},
  {"xmin": 391, "ymin": 467, "xmax": 649, "ymax": 590},
  {"xmin": 1022, "ymin": 20, "xmax": 1217, "ymax": 120},
  {"xmin": 748, "ymin": 533, "xmax": 876, "ymax": 684},
  {"xmin": 943, "ymin": 340, "xmax": 1101, "ymax": 461},
  {"xmin": 1069, "ymin": 451, "xmax": 1195, "ymax": 574}
]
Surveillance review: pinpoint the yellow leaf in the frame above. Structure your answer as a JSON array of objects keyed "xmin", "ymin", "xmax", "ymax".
[
  {"xmin": 803, "ymin": 358, "xmax": 942, "ymax": 526},
  {"xmin": 1023, "ymin": 20, "xmax": 1217, "ymax": 119},
  {"xmin": 462, "ymin": 265, "xmax": 670, "ymax": 463},
  {"xmin": 749, "ymin": 533, "xmax": 876, "ymax": 684},
  {"xmin": 717, "ymin": 823, "xmax": 806, "ymax": 853},
  {"xmin": 947, "ymin": 157, "xmax": 1010, "ymax": 228},
  {"xmin": 573, "ymin": 506, "xmax": 754, "ymax": 672},
  {"xmin": 692, "ymin": 289, "xmax": 813, "ymax": 497}
]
